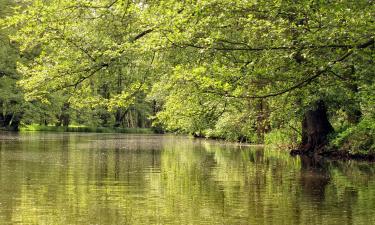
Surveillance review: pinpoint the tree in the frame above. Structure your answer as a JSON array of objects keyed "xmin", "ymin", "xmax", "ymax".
[
  {"xmin": 149, "ymin": 0, "xmax": 374, "ymax": 152},
  {"xmin": 3, "ymin": 0, "xmax": 374, "ymax": 154},
  {"xmin": 0, "ymin": 0, "xmax": 24, "ymax": 130},
  {"xmin": 2, "ymin": 0, "xmax": 156, "ymax": 129}
]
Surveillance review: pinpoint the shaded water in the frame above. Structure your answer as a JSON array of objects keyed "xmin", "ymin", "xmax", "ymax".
[{"xmin": 0, "ymin": 132, "xmax": 374, "ymax": 225}]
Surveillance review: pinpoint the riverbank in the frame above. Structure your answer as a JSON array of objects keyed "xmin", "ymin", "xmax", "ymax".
[
  {"xmin": 192, "ymin": 129, "xmax": 375, "ymax": 161},
  {"xmin": 290, "ymin": 148, "xmax": 375, "ymax": 162},
  {"xmin": 6, "ymin": 125, "xmax": 375, "ymax": 161},
  {"xmin": 20, "ymin": 125, "xmax": 154, "ymax": 134}
]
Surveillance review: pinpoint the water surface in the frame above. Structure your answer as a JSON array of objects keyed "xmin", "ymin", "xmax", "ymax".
[{"xmin": 0, "ymin": 132, "xmax": 374, "ymax": 225}]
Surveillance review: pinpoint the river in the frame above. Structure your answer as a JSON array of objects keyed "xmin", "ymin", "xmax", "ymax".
[{"xmin": 0, "ymin": 132, "xmax": 374, "ymax": 224}]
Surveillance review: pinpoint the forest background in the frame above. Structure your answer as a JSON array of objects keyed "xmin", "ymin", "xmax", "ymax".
[{"xmin": 0, "ymin": 0, "xmax": 374, "ymax": 156}]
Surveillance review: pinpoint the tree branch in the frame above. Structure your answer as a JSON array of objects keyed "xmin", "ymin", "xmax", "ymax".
[
  {"xmin": 132, "ymin": 29, "xmax": 153, "ymax": 42},
  {"xmin": 203, "ymin": 37, "xmax": 374, "ymax": 99},
  {"xmin": 49, "ymin": 28, "xmax": 155, "ymax": 91},
  {"xmin": 183, "ymin": 42, "xmax": 355, "ymax": 52}
]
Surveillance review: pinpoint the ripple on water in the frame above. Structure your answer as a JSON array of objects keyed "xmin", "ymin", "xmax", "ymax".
[{"xmin": 0, "ymin": 133, "xmax": 374, "ymax": 225}]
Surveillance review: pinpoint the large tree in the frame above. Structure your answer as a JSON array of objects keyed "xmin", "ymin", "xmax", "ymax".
[{"xmin": 150, "ymin": 0, "xmax": 374, "ymax": 152}]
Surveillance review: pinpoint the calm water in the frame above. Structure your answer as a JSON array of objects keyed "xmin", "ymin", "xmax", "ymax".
[{"xmin": 0, "ymin": 132, "xmax": 374, "ymax": 225}]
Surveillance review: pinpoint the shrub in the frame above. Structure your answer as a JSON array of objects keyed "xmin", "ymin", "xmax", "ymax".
[
  {"xmin": 331, "ymin": 117, "xmax": 375, "ymax": 155},
  {"xmin": 264, "ymin": 128, "xmax": 299, "ymax": 150}
]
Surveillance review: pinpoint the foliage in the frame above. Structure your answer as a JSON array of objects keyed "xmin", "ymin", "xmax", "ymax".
[
  {"xmin": 331, "ymin": 117, "xmax": 375, "ymax": 155},
  {"xmin": 0, "ymin": 0, "xmax": 374, "ymax": 153},
  {"xmin": 0, "ymin": 0, "xmax": 24, "ymax": 129},
  {"xmin": 207, "ymin": 113, "xmax": 254, "ymax": 142},
  {"xmin": 148, "ymin": 0, "xmax": 374, "ymax": 147},
  {"xmin": 264, "ymin": 128, "xmax": 300, "ymax": 149}
]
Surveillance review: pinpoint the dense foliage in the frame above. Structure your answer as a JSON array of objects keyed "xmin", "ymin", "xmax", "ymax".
[{"xmin": 0, "ymin": 0, "xmax": 374, "ymax": 154}]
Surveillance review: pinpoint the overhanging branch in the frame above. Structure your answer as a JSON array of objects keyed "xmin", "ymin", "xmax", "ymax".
[{"xmin": 203, "ymin": 37, "xmax": 374, "ymax": 99}]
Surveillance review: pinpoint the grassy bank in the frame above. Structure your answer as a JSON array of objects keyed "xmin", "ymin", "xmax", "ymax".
[{"xmin": 20, "ymin": 124, "xmax": 154, "ymax": 134}]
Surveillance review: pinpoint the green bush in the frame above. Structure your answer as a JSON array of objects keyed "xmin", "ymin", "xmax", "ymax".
[
  {"xmin": 204, "ymin": 112, "xmax": 259, "ymax": 143},
  {"xmin": 264, "ymin": 128, "xmax": 299, "ymax": 149},
  {"xmin": 331, "ymin": 117, "xmax": 375, "ymax": 155}
]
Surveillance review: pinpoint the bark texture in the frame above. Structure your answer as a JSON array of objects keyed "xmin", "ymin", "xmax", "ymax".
[{"xmin": 292, "ymin": 101, "xmax": 334, "ymax": 155}]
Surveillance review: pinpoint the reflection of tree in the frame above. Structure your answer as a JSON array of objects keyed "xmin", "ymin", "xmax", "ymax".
[
  {"xmin": 114, "ymin": 147, "xmax": 120, "ymax": 180},
  {"xmin": 156, "ymin": 140, "xmax": 224, "ymax": 224},
  {"xmin": 297, "ymin": 156, "xmax": 375, "ymax": 225},
  {"xmin": 0, "ymin": 138, "xmax": 21, "ymax": 222},
  {"xmin": 299, "ymin": 155, "xmax": 330, "ymax": 203},
  {"xmin": 0, "ymin": 135, "xmax": 374, "ymax": 224}
]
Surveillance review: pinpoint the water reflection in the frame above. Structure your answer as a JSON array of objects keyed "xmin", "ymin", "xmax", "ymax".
[
  {"xmin": 299, "ymin": 155, "xmax": 330, "ymax": 202},
  {"xmin": 0, "ymin": 132, "xmax": 374, "ymax": 224}
]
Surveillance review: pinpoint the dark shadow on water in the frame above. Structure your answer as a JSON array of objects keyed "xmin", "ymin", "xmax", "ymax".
[{"xmin": 299, "ymin": 155, "xmax": 330, "ymax": 202}]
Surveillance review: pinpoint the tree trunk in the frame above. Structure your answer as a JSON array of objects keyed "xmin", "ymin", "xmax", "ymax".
[
  {"xmin": 295, "ymin": 101, "xmax": 334, "ymax": 154},
  {"xmin": 9, "ymin": 114, "xmax": 21, "ymax": 131},
  {"xmin": 346, "ymin": 83, "xmax": 362, "ymax": 124},
  {"xmin": 345, "ymin": 65, "xmax": 362, "ymax": 124},
  {"xmin": 0, "ymin": 113, "xmax": 21, "ymax": 131},
  {"xmin": 58, "ymin": 103, "xmax": 70, "ymax": 127},
  {"xmin": 114, "ymin": 109, "xmax": 122, "ymax": 127},
  {"xmin": 256, "ymin": 99, "xmax": 270, "ymax": 143}
]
